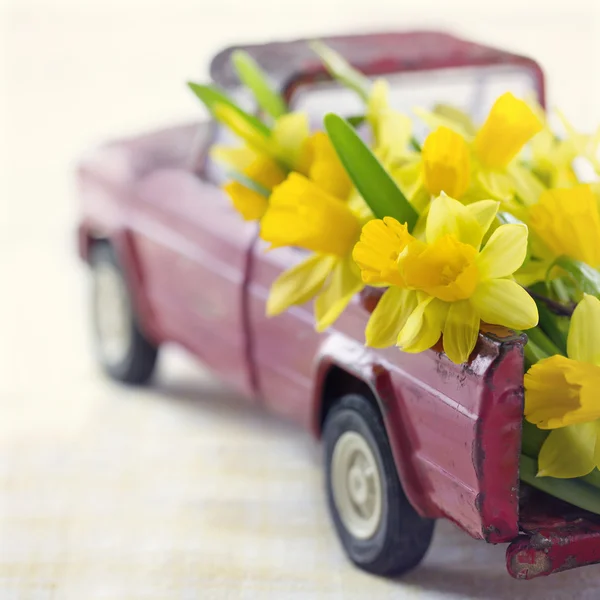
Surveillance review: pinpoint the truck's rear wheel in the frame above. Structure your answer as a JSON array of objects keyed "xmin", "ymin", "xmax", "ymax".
[
  {"xmin": 323, "ymin": 393, "xmax": 434, "ymax": 577},
  {"xmin": 90, "ymin": 243, "xmax": 158, "ymax": 384}
]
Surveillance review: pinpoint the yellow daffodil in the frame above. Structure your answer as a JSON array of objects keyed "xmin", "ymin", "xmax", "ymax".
[
  {"xmin": 525, "ymin": 295, "xmax": 600, "ymax": 478},
  {"xmin": 474, "ymin": 93, "xmax": 542, "ymax": 169},
  {"xmin": 391, "ymin": 126, "xmax": 472, "ymax": 215},
  {"xmin": 213, "ymin": 112, "xmax": 353, "ymax": 221},
  {"xmin": 558, "ymin": 110, "xmax": 600, "ymax": 177},
  {"xmin": 353, "ymin": 194, "xmax": 538, "ymax": 363},
  {"xmin": 473, "ymin": 93, "xmax": 544, "ymax": 203},
  {"xmin": 261, "ymin": 173, "xmax": 366, "ymax": 331},
  {"xmin": 299, "ymin": 131, "xmax": 353, "ymax": 199},
  {"xmin": 421, "ymin": 126, "xmax": 471, "ymax": 198},
  {"xmin": 528, "ymin": 184, "xmax": 600, "ymax": 268},
  {"xmin": 214, "ymin": 104, "xmax": 310, "ymax": 168},
  {"xmin": 367, "ymin": 79, "xmax": 413, "ymax": 168},
  {"xmin": 364, "ymin": 80, "xmax": 430, "ymax": 212},
  {"xmin": 414, "ymin": 93, "xmax": 544, "ymax": 205},
  {"xmin": 528, "ymin": 101, "xmax": 579, "ymax": 189},
  {"xmin": 210, "ymin": 106, "xmax": 311, "ymax": 220},
  {"xmin": 214, "ymin": 147, "xmax": 286, "ymax": 220}
]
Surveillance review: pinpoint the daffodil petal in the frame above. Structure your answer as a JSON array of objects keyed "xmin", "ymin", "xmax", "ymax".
[
  {"xmin": 464, "ymin": 200, "xmax": 500, "ymax": 248},
  {"xmin": 413, "ymin": 106, "xmax": 475, "ymax": 139},
  {"xmin": 470, "ymin": 279, "xmax": 538, "ymax": 330},
  {"xmin": 568, "ymin": 294, "xmax": 600, "ymax": 365},
  {"xmin": 537, "ymin": 423, "xmax": 598, "ymax": 478},
  {"xmin": 514, "ymin": 258, "xmax": 551, "ymax": 287},
  {"xmin": 508, "ymin": 163, "xmax": 545, "ymax": 206},
  {"xmin": 210, "ymin": 144, "xmax": 257, "ymax": 171},
  {"xmin": 365, "ymin": 287, "xmax": 418, "ymax": 348},
  {"xmin": 244, "ymin": 155, "xmax": 287, "ymax": 190},
  {"xmin": 442, "ymin": 300, "xmax": 480, "ymax": 364},
  {"xmin": 213, "ymin": 104, "xmax": 273, "ymax": 156},
  {"xmin": 271, "ymin": 111, "xmax": 310, "ymax": 168},
  {"xmin": 266, "ymin": 253, "xmax": 337, "ymax": 316},
  {"xmin": 477, "ymin": 170, "xmax": 513, "ymax": 202},
  {"xmin": 261, "ymin": 173, "xmax": 361, "ymax": 257},
  {"xmin": 476, "ymin": 224, "xmax": 528, "ymax": 280},
  {"xmin": 315, "ymin": 255, "xmax": 364, "ymax": 332},
  {"xmin": 426, "ymin": 194, "xmax": 487, "ymax": 248},
  {"xmin": 397, "ymin": 298, "xmax": 447, "ymax": 354},
  {"xmin": 223, "ymin": 182, "xmax": 269, "ymax": 221},
  {"xmin": 306, "ymin": 131, "xmax": 353, "ymax": 200}
]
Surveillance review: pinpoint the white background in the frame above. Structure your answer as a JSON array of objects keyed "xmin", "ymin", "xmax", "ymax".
[{"xmin": 1, "ymin": 1, "xmax": 600, "ymax": 598}]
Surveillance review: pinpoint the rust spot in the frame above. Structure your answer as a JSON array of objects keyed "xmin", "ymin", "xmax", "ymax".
[
  {"xmin": 472, "ymin": 434, "xmax": 486, "ymax": 480},
  {"xmin": 474, "ymin": 492, "xmax": 484, "ymax": 513},
  {"xmin": 483, "ymin": 524, "xmax": 501, "ymax": 539},
  {"xmin": 511, "ymin": 550, "xmax": 552, "ymax": 579},
  {"xmin": 530, "ymin": 532, "xmax": 552, "ymax": 551},
  {"xmin": 563, "ymin": 555, "xmax": 579, "ymax": 571},
  {"xmin": 556, "ymin": 534, "xmax": 573, "ymax": 547}
]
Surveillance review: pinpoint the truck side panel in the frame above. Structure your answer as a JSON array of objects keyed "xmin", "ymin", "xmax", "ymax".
[{"xmin": 312, "ymin": 295, "xmax": 522, "ymax": 542}]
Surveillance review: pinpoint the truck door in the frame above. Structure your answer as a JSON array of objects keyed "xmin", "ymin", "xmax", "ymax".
[
  {"xmin": 131, "ymin": 168, "xmax": 256, "ymax": 396},
  {"xmin": 246, "ymin": 239, "xmax": 328, "ymax": 426}
]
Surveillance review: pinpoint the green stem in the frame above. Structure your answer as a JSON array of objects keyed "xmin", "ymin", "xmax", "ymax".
[
  {"xmin": 536, "ymin": 301, "xmax": 568, "ymax": 355},
  {"xmin": 523, "ymin": 338, "xmax": 548, "ymax": 368},
  {"xmin": 526, "ymin": 326, "xmax": 563, "ymax": 358},
  {"xmin": 552, "ymin": 278, "xmax": 571, "ymax": 303},
  {"xmin": 520, "ymin": 454, "xmax": 600, "ymax": 515},
  {"xmin": 520, "ymin": 419, "xmax": 549, "ymax": 458}
]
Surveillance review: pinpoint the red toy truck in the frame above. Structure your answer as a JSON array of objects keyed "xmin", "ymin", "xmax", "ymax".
[{"xmin": 76, "ymin": 31, "xmax": 600, "ymax": 580}]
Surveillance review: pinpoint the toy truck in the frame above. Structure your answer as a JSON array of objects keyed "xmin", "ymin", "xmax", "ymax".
[{"xmin": 76, "ymin": 31, "xmax": 600, "ymax": 580}]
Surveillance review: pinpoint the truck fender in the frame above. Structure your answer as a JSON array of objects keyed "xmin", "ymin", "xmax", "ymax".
[{"xmin": 311, "ymin": 333, "xmax": 438, "ymax": 519}]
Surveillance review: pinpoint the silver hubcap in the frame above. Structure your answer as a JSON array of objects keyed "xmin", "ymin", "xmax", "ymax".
[
  {"xmin": 93, "ymin": 262, "xmax": 132, "ymax": 367},
  {"xmin": 331, "ymin": 431, "xmax": 383, "ymax": 540}
]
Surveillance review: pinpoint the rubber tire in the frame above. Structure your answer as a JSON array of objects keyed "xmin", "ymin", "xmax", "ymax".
[
  {"xmin": 90, "ymin": 243, "xmax": 158, "ymax": 385},
  {"xmin": 323, "ymin": 393, "xmax": 435, "ymax": 577}
]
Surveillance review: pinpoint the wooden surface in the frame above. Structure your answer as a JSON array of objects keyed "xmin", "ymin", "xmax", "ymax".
[{"xmin": 1, "ymin": 1, "xmax": 600, "ymax": 597}]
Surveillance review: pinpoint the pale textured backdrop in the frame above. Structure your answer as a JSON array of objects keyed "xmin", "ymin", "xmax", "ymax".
[{"xmin": 1, "ymin": 1, "xmax": 600, "ymax": 598}]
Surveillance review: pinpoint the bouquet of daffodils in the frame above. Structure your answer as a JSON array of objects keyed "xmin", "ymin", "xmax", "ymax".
[{"xmin": 189, "ymin": 44, "xmax": 600, "ymax": 513}]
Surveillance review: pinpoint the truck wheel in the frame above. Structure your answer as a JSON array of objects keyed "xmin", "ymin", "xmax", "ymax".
[
  {"xmin": 90, "ymin": 243, "xmax": 158, "ymax": 384},
  {"xmin": 323, "ymin": 393, "xmax": 434, "ymax": 577}
]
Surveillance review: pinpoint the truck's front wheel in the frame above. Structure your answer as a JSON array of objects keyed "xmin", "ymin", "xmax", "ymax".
[
  {"xmin": 323, "ymin": 393, "xmax": 434, "ymax": 577},
  {"xmin": 90, "ymin": 243, "xmax": 158, "ymax": 384}
]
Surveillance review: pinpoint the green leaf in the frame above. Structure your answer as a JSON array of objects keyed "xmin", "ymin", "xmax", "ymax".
[
  {"xmin": 309, "ymin": 41, "xmax": 371, "ymax": 102},
  {"xmin": 187, "ymin": 82, "xmax": 270, "ymax": 136},
  {"xmin": 409, "ymin": 136, "xmax": 422, "ymax": 153},
  {"xmin": 523, "ymin": 338, "xmax": 548, "ymax": 369},
  {"xmin": 223, "ymin": 169, "xmax": 270, "ymax": 197},
  {"xmin": 520, "ymin": 454, "xmax": 600, "ymax": 515},
  {"xmin": 550, "ymin": 256, "xmax": 600, "ymax": 297},
  {"xmin": 346, "ymin": 114, "xmax": 366, "ymax": 128},
  {"xmin": 231, "ymin": 50, "xmax": 288, "ymax": 120},
  {"xmin": 324, "ymin": 113, "xmax": 419, "ymax": 230}
]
